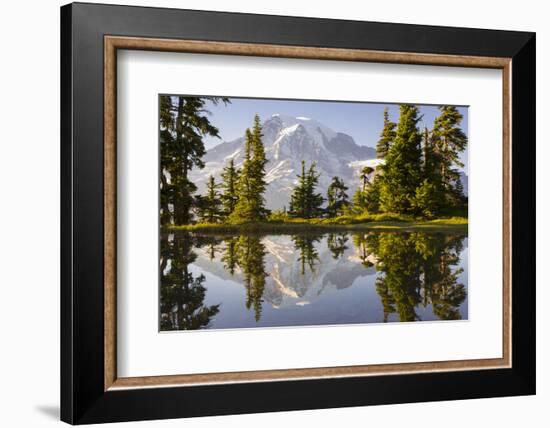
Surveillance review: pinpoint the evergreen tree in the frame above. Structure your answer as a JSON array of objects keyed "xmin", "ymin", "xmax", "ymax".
[
  {"xmin": 364, "ymin": 177, "xmax": 382, "ymax": 213},
  {"xmin": 431, "ymin": 106, "xmax": 468, "ymax": 208},
  {"xmin": 352, "ymin": 188, "xmax": 368, "ymax": 213},
  {"xmin": 229, "ymin": 129, "xmax": 254, "ymax": 222},
  {"xmin": 326, "ymin": 176, "xmax": 349, "ymax": 217},
  {"xmin": 220, "ymin": 158, "xmax": 239, "ymax": 217},
  {"xmin": 307, "ymin": 164, "xmax": 325, "ymax": 217},
  {"xmin": 353, "ymin": 166, "xmax": 378, "ymax": 214},
  {"xmin": 159, "ymin": 96, "xmax": 176, "ymax": 225},
  {"xmin": 159, "ymin": 95, "xmax": 229, "ymax": 225},
  {"xmin": 289, "ymin": 161, "xmax": 307, "ymax": 217},
  {"xmin": 422, "ymin": 127, "xmax": 432, "ymax": 173},
  {"xmin": 249, "ymin": 114, "xmax": 268, "ymax": 219},
  {"xmin": 376, "ymin": 107, "xmax": 396, "ymax": 159},
  {"xmin": 413, "ymin": 179, "xmax": 439, "ymax": 218},
  {"xmin": 360, "ymin": 166, "xmax": 375, "ymax": 191},
  {"xmin": 197, "ymin": 175, "xmax": 222, "ymax": 223},
  {"xmin": 289, "ymin": 161, "xmax": 324, "ymax": 218},
  {"xmin": 230, "ymin": 115, "xmax": 268, "ymax": 223},
  {"xmin": 379, "ymin": 104, "xmax": 423, "ymax": 214}
]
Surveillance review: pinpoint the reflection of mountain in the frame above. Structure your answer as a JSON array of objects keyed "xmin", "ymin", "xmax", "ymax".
[
  {"xmin": 193, "ymin": 235, "xmax": 376, "ymax": 309},
  {"xmin": 161, "ymin": 231, "xmax": 468, "ymax": 329},
  {"xmin": 190, "ymin": 115, "xmax": 377, "ymax": 210}
]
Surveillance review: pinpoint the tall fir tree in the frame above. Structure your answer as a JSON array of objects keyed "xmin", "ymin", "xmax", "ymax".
[
  {"xmin": 412, "ymin": 179, "xmax": 439, "ymax": 218},
  {"xmin": 326, "ymin": 176, "xmax": 349, "ymax": 217},
  {"xmin": 360, "ymin": 166, "xmax": 375, "ymax": 191},
  {"xmin": 229, "ymin": 129, "xmax": 254, "ymax": 222},
  {"xmin": 197, "ymin": 175, "xmax": 222, "ymax": 223},
  {"xmin": 289, "ymin": 161, "xmax": 307, "ymax": 217},
  {"xmin": 289, "ymin": 161, "xmax": 324, "ymax": 218},
  {"xmin": 414, "ymin": 126, "xmax": 443, "ymax": 217},
  {"xmin": 431, "ymin": 106, "xmax": 468, "ymax": 208},
  {"xmin": 364, "ymin": 177, "xmax": 382, "ymax": 213},
  {"xmin": 220, "ymin": 158, "xmax": 239, "ymax": 217},
  {"xmin": 422, "ymin": 127, "xmax": 432, "ymax": 173},
  {"xmin": 229, "ymin": 115, "xmax": 268, "ymax": 223},
  {"xmin": 379, "ymin": 104, "xmax": 423, "ymax": 214},
  {"xmin": 305, "ymin": 163, "xmax": 324, "ymax": 217},
  {"xmin": 353, "ymin": 166, "xmax": 379, "ymax": 214},
  {"xmin": 376, "ymin": 107, "xmax": 397, "ymax": 159},
  {"xmin": 159, "ymin": 95, "xmax": 228, "ymax": 225},
  {"xmin": 249, "ymin": 114, "xmax": 268, "ymax": 219},
  {"xmin": 352, "ymin": 188, "xmax": 367, "ymax": 213},
  {"xmin": 159, "ymin": 95, "xmax": 176, "ymax": 225}
]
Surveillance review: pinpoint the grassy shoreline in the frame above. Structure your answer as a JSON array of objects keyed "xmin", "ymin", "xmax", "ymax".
[{"xmin": 164, "ymin": 216, "xmax": 468, "ymax": 234}]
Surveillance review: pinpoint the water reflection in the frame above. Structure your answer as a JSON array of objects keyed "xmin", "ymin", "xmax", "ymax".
[
  {"xmin": 160, "ymin": 230, "xmax": 467, "ymax": 330},
  {"xmin": 292, "ymin": 234, "xmax": 321, "ymax": 275},
  {"xmin": 159, "ymin": 233, "xmax": 220, "ymax": 331},
  {"xmin": 327, "ymin": 233, "xmax": 349, "ymax": 259}
]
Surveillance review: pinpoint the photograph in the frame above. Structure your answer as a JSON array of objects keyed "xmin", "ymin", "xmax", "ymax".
[
  {"xmin": 53, "ymin": 2, "xmax": 536, "ymax": 424},
  {"xmin": 159, "ymin": 95, "xmax": 469, "ymax": 331}
]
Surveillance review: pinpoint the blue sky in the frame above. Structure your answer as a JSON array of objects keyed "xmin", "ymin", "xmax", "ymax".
[{"xmin": 200, "ymin": 97, "xmax": 469, "ymax": 168}]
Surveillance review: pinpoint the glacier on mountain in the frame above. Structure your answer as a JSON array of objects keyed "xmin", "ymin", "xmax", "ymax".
[
  {"xmin": 190, "ymin": 114, "xmax": 377, "ymax": 210},
  {"xmin": 189, "ymin": 114, "xmax": 468, "ymax": 209}
]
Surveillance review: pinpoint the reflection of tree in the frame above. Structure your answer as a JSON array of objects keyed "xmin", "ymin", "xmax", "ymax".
[
  {"xmin": 371, "ymin": 233, "xmax": 423, "ymax": 321},
  {"xmin": 189, "ymin": 234, "xmax": 269, "ymax": 322},
  {"xmin": 422, "ymin": 235, "xmax": 466, "ymax": 320},
  {"xmin": 327, "ymin": 233, "xmax": 349, "ymax": 259},
  {"xmin": 292, "ymin": 234, "xmax": 321, "ymax": 274},
  {"xmin": 352, "ymin": 234, "xmax": 374, "ymax": 268},
  {"xmin": 221, "ymin": 237, "xmax": 239, "ymax": 275},
  {"xmin": 364, "ymin": 232, "xmax": 466, "ymax": 322},
  {"xmin": 160, "ymin": 232, "xmax": 220, "ymax": 330},
  {"xmin": 236, "ymin": 235, "xmax": 267, "ymax": 321},
  {"xmin": 207, "ymin": 242, "xmax": 218, "ymax": 261},
  {"xmin": 375, "ymin": 278, "xmax": 396, "ymax": 323}
]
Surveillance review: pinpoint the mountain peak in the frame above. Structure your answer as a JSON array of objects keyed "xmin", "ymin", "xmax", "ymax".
[
  {"xmin": 195, "ymin": 114, "xmax": 377, "ymax": 209},
  {"xmin": 266, "ymin": 114, "xmax": 337, "ymax": 146}
]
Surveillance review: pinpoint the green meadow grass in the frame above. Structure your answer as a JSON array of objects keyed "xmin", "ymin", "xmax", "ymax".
[{"xmin": 165, "ymin": 214, "xmax": 468, "ymax": 234}]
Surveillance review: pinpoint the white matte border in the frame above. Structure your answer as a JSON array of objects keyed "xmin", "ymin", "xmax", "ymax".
[{"xmin": 117, "ymin": 50, "xmax": 503, "ymax": 378}]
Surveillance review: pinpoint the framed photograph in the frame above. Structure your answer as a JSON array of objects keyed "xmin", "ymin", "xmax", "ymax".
[{"xmin": 61, "ymin": 2, "xmax": 535, "ymax": 424}]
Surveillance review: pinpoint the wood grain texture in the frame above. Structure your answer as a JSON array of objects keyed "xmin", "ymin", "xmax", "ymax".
[
  {"xmin": 502, "ymin": 62, "xmax": 512, "ymax": 367},
  {"xmin": 106, "ymin": 36, "xmax": 511, "ymax": 68},
  {"xmin": 104, "ymin": 35, "xmax": 512, "ymax": 390},
  {"xmin": 111, "ymin": 358, "xmax": 508, "ymax": 389},
  {"xmin": 104, "ymin": 37, "xmax": 117, "ymax": 391}
]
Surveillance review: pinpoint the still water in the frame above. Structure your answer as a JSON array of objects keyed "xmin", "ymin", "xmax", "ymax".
[{"xmin": 160, "ymin": 230, "xmax": 468, "ymax": 331}]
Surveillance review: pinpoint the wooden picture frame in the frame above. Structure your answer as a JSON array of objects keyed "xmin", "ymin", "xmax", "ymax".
[{"xmin": 61, "ymin": 2, "xmax": 535, "ymax": 424}]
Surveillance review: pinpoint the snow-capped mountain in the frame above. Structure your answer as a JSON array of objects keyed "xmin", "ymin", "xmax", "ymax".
[{"xmin": 189, "ymin": 114, "xmax": 377, "ymax": 210}]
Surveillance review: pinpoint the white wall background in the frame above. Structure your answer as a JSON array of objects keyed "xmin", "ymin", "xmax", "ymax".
[{"xmin": 0, "ymin": 0, "xmax": 546, "ymax": 427}]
